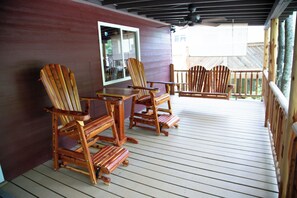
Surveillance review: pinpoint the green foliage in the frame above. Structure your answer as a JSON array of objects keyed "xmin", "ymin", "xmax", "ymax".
[
  {"xmin": 281, "ymin": 14, "xmax": 295, "ymax": 98},
  {"xmin": 105, "ymin": 40, "xmax": 113, "ymax": 55}
]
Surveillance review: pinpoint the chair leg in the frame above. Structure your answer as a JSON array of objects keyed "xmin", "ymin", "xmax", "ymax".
[
  {"xmin": 52, "ymin": 114, "xmax": 59, "ymax": 170},
  {"xmin": 167, "ymin": 99, "xmax": 173, "ymax": 115},
  {"xmin": 122, "ymin": 159, "xmax": 129, "ymax": 167},
  {"xmin": 76, "ymin": 122, "xmax": 97, "ymax": 185},
  {"xmin": 151, "ymin": 105, "xmax": 161, "ymax": 136},
  {"xmin": 129, "ymin": 96, "xmax": 136, "ymax": 129},
  {"xmin": 111, "ymin": 122, "xmax": 120, "ymax": 146},
  {"xmin": 105, "ymin": 101, "xmax": 120, "ymax": 146},
  {"xmin": 97, "ymin": 169, "xmax": 111, "ymax": 185}
]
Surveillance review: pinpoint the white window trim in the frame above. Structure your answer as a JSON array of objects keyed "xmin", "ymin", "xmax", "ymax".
[{"xmin": 98, "ymin": 21, "xmax": 141, "ymax": 86}]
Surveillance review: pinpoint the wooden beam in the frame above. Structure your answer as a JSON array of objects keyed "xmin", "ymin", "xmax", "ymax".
[
  {"xmin": 137, "ymin": 6, "xmax": 271, "ymax": 15},
  {"xmin": 264, "ymin": 0, "xmax": 293, "ymax": 29},
  {"xmin": 281, "ymin": 12, "xmax": 297, "ymax": 198},
  {"xmin": 102, "ymin": 0, "xmax": 143, "ymax": 5},
  {"xmin": 117, "ymin": 0, "xmax": 274, "ymax": 9},
  {"xmin": 147, "ymin": 11, "xmax": 270, "ymax": 18},
  {"xmin": 263, "ymin": 28, "xmax": 270, "ymax": 70}
]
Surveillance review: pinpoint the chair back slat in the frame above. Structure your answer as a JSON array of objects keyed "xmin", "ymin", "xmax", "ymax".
[
  {"xmin": 187, "ymin": 65, "xmax": 207, "ymax": 92},
  {"xmin": 61, "ymin": 66, "xmax": 81, "ymax": 111},
  {"xmin": 209, "ymin": 65, "xmax": 230, "ymax": 93},
  {"xmin": 40, "ymin": 64, "xmax": 82, "ymax": 125},
  {"xmin": 127, "ymin": 58, "xmax": 149, "ymax": 97}
]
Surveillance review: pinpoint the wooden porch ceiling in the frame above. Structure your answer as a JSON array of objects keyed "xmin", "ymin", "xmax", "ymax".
[{"xmin": 87, "ymin": 0, "xmax": 297, "ymax": 27}]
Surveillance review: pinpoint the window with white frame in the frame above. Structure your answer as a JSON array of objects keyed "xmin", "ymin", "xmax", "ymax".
[{"xmin": 98, "ymin": 22, "xmax": 140, "ymax": 85}]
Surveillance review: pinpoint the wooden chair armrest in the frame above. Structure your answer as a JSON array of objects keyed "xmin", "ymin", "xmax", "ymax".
[
  {"xmin": 128, "ymin": 85, "xmax": 159, "ymax": 93},
  {"xmin": 81, "ymin": 96, "xmax": 122, "ymax": 103},
  {"xmin": 44, "ymin": 107, "xmax": 90, "ymax": 121},
  {"xmin": 147, "ymin": 81, "xmax": 177, "ymax": 85},
  {"xmin": 147, "ymin": 81, "xmax": 175, "ymax": 94}
]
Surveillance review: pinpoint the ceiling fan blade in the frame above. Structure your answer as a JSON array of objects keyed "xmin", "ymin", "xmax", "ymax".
[
  {"xmin": 202, "ymin": 17, "xmax": 227, "ymax": 23},
  {"xmin": 199, "ymin": 21, "xmax": 220, "ymax": 27},
  {"xmin": 180, "ymin": 24, "xmax": 189, "ymax": 29}
]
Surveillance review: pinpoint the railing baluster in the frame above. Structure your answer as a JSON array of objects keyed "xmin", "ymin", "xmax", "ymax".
[
  {"xmin": 239, "ymin": 72, "xmax": 242, "ymax": 97},
  {"xmin": 180, "ymin": 72, "xmax": 185, "ymax": 91},
  {"xmin": 250, "ymin": 72, "xmax": 253, "ymax": 96},
  {"xmin": 185, "ymin": 71, "xmax": 188, "ymax": 91},
  {"xmin": 245, "ymin": 72, "xmax": 248, "ymax": 97},
  {"xmin": 255, "ymin": 72, "xmax": 259, "ymax": 96},
  {"xmin": 233, "ymin": 72, "xmax": 237, "ymax": 96},
  {"xmin": 176, "ymin": 72, "xmax": 180, "ymax": 92}
]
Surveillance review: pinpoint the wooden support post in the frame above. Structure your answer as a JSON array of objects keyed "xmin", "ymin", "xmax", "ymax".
[
  {"xmin": 265, "ymin": 18, "xmax": 279, "ymax": 127},
  {"xmin": 169, "ymin": 64, "xmax": 175, "ymax": 95},
  {"xmin": 262, "ymin": 29, "xmax": 270, "ymax": 103},
  {"xmin": 269, "ymin": 18, "xmax": 279, "ymax": 82},
  {"xmin": 263, "ymin": 28, "xmax": 270, "ymax": 71},
  {"xmin": 280, "ymin": 13, "xmax": 297, "ymax": 198}
]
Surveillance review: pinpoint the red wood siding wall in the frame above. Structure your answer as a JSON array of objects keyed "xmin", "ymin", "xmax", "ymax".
[{"xmin": 0, "ymin": 0, "xmax": 172, "ymax": 180}]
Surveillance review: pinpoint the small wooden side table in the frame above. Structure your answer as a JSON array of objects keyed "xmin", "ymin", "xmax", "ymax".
[{"xmin": 96, "ymin": 88, "xmax": 139, "ymax": 146}]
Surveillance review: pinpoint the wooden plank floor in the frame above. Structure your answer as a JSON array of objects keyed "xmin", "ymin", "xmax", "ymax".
[{"xmin": 0, "ymin": 96, "xmax": 278, "ymax": 198}]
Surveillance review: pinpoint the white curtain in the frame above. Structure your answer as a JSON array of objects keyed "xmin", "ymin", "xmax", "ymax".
[{"xmin": 188, "ymin": 23, "xmax": 248, "ymax": 56}]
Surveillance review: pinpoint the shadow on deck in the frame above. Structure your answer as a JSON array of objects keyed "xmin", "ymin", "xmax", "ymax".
[{"xmin": 1, "ymin": 96, "xmax": 278, "ymax": 198}]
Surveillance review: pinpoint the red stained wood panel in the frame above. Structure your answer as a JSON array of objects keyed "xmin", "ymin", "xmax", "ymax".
[{"xmin": 0, "ymin": 0, "xmax": 171, "ymax": 180}]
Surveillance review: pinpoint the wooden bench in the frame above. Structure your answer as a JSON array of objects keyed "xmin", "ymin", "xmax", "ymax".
[{"xmin": 179, "ymin": 65, "xmax": 233, "ymax": 100}]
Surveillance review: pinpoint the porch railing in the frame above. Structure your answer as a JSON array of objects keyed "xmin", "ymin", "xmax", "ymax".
[
  {"xmin": 263, "ymin": 71, "xmax": 297, "ymax": 197},
  {"xmin": 289, "ymin": 123, "xmax": 297, "ymax": 197},
  {"xmin": 171, "ymin": 67, "xmax": 262, "ymax": 98},
  {"xmin": 267, "ymin": 79, "xmax": 288, "ymax": 164}
]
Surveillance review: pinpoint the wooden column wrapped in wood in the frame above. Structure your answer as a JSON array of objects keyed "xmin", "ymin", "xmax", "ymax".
[
  {"xmin": 263, "ymin": 28, "xmax": 270, "ymax": 71},
  {"xmin": 269, "ymin": 18, "xmax": 279, "ymax": 82},
  {"xmin": 280, "ymin": 13, "xmax": 297, "ymax": 198},
  {"xmin": 170, "ymin": 64, "xmax": 175, "ymax": 95},
  {"xmin": 265, "ymin": 18, "xmax": 279, "ymax": 127}
]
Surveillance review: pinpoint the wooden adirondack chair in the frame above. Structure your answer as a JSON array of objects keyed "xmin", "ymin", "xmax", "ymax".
[
  {"xmin": 206, "ymin": 65, "xmax": 233, "ymax": 99},
  {"xmin": 179, "ymin": 65, "xmax": 233, "ymax": 99},
  {"xmin": 127, "ymin": 58, "xmax": 179, "ymax": 136},
  {"xmin": 179, "ymin": 65, "xmax": 207, "ymax": 97},
  {"xmin": 40, "ymin": 64, "xmax": 129, "ymax": 185}
]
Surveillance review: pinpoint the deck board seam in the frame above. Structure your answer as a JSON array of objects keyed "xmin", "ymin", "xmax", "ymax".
[
  {"xmin": 126, "ymin": 161, "xmax": 278, "ymax": 196},
  {"xmin": 125, "ymin": 144, "xmax": 276, "ymax": 172},
  {"xmin": 6, "ymin": 181, "xmax": 38, "ymax": 198},
  {"xmin": 32, "ymin": 168, "xmax": 95, "ymax": 198}
]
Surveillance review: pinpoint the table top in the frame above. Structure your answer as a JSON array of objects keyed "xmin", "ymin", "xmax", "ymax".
[{"xmin": 96, "ymin": 88, "xmax": 139, "ymax": 100}]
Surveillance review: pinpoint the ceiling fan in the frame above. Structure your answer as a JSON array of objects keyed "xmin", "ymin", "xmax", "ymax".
[{"xmin": 181, "ymin": 4, "xmax": 227, "ymax": 27}]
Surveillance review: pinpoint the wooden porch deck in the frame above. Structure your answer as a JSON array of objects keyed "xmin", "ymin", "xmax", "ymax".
[{"xmin": 0, "ymin": 96, "xmax": 278, "ymax": 198}]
